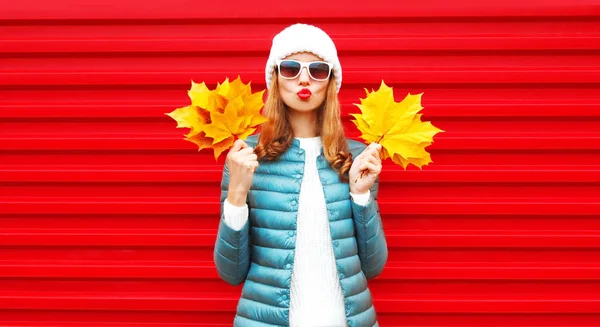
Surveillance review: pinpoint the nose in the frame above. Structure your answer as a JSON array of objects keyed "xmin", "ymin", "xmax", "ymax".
[{"xmin": 298, "ymin": 67, "xmax": 310, "ymax": 86}]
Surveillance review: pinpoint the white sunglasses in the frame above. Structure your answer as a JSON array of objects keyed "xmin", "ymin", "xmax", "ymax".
[{"xmin": 276, "ymin": 59, "xmax": 333, "ymax": 81}]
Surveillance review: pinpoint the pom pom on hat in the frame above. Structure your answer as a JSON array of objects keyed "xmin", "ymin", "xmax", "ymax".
[{"xmin": 265, "ymin": 23, "xmax": 342, "ymax": 93}]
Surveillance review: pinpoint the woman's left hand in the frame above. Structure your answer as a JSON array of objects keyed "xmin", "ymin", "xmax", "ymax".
[{"xmin": 349, "ymin": 143, "xmax": 383, "ymax": 194}]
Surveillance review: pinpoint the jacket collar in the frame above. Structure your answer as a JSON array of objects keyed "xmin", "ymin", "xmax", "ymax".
[
  {"xmin": 248, "ymin": 134, "xmax": 321, "ymax": 153},
  {"xmin": 291, "ymin": 138, "xmax": 301, "ymax": 148}
]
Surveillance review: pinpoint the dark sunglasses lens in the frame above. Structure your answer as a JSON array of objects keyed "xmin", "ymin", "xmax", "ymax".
[
  {"xmin": 309, "ymin": 62, "xmax": 330, "ymax": 80},
  {"xmin": 279, "ymin": 61, "xmax": 301, "ymax": 78}
]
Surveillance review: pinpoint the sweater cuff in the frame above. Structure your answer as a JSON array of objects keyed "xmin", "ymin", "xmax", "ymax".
[
  {"xmin": 350, "ymin": 190, "xmax": 371, "ymax": 206},
  {"xmin": 223, "ymin": 198, "xmax": 249, "ymax": 231}
]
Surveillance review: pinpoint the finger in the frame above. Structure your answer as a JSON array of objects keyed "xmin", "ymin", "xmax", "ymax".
[
  {"xmin": 362, "ymin": 162, "xmax": 382, "ymax": 174},
  {"xmin": 373, "ymin": 153, "xmax": 381, "ymax": 164},
  {"xmin": 367, "ymin": 153, "xmax": 381, "ymax": 165},
  {"xmin": 367, "ymin": 143, "xmax": 381, "ymax": 154},
  {"xmin": 231, "ymin": 139, "xmax": 248, "ymax": 152},
  {"xmin": 360, "ymin": 160, "xmax": 380, "ymax": 170},
  {"xmin": 244, "ymin": 153, "xmax": 258, "ymax": 162},
  {"xmin": 244, "ymin": 161, "xmax": 259, "ymax": 172},
  {"xmin": 358, "ymin": 148, "xmax": 372, "ymax": 160},
  {"xmin": 368, "ymin": 143, "xmax": 383, "ymax": 158},
  {"xmin": 366, "ymin": 143, "xmax": 380, "ymax": 155},
  {"xmin": 360, "ymin": 150, "xmax": 377, "ymax": 165},
  {"xmin": 357, "ymin": 149, "xmax": 378, "ymax": 166},
  {"xmin": 237, "ymin": 146, "xmax": 254, "ymax": 155}
]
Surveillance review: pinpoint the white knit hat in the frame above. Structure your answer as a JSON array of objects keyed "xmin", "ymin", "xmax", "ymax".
[{"xmin": 265, "ymin": 23, "xmax": 342, "ymax": 93}]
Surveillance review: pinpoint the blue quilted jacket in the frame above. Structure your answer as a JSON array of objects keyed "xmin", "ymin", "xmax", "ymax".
[{"xmin": 214, "ymin": 134, "xmax": 388, "ymax": 327}]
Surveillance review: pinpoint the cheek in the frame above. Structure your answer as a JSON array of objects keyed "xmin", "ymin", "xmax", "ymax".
[
  {"xmin": 277, "ymin": 78, "xmax": 296, "ymax": 99},
  {"xmin": 313, "ymin": 83, "xmax": 329, "ymax": 102},
  {"xmin": 277, "ymin": 75, "xmax": 297, "ymax": 92}
]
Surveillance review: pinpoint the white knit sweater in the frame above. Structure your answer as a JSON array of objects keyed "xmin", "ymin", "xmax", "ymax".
[{"xmin": 223, "ymin": 136, "xmax": 370, "ymax": 327}]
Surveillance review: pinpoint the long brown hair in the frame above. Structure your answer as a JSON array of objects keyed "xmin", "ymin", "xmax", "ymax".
[{"xmin": 254, "ymin": 73, "xmax": 352, "ymax": 182}]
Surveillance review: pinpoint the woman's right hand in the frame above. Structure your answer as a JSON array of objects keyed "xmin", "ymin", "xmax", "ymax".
[{"xmin": 226, "ymin": 139, "xmax": 258, "ymax": 206}]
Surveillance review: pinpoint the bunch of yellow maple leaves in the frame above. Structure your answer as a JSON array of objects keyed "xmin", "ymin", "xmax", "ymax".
[
  {"xmin": 166, "ymin": 77, "xmax": 267, "ymax": 159},
  {"xmin": 167, "ymin": 77, "xmax": 443, "ymax": 169}
]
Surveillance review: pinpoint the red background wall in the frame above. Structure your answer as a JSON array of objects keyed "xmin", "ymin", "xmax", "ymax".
[{"xmin": 1, "ymin": 0, "xmax": 600, "ymax": 326}]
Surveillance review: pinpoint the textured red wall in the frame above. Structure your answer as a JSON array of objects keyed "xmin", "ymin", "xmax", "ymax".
[{"xmin": 1, "ymin": 0, "xmax": 600, "ymax": 326}]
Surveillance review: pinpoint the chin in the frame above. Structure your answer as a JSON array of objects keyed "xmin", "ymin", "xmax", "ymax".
[
  {"xmin": 284, "ymin": 97, "xmax": 324, "ymax": 112},
  {"xmin": 292, "ymin": 103, "xmax": 319, "ymax": 112}
]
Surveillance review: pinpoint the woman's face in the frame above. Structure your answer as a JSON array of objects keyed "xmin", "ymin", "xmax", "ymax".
[{"xmin": 277, "ymin": 52, "xmax": 331, "ymax": 113}]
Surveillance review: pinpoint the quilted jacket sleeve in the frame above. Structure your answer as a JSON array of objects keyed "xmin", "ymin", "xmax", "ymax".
[
  {"xmin": 213, "ymin": 162, "xmax": 251, "ymax": 285},
  {"xmin": 351, "ymin": 176, "xmax": 388, "ymax": 279},
  {"xmin": 350, "ymin": 142, "xmax": 389, "ymax": 279}
]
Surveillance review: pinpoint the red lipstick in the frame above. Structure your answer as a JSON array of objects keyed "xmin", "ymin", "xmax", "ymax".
[{"xmin": 297, "ymin": 88, "xmax": 312, "ymax": 100}]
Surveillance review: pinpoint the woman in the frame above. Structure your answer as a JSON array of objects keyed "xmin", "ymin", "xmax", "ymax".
[{"xmin": 214, "ymin": 23, "xmax": 388, "ymax": 327}]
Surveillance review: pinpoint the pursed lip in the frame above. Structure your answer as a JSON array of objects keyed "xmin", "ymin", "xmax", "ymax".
[{"xmin": 297, "ymin": 88, "xmax": 312, "ymax": 100}]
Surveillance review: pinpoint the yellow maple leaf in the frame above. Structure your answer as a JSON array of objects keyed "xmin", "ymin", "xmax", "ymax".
[
  {"xmin": 166, "ymin": 76, "xmax": 267, "ymax": 160},
  {"xmin": 166, "ymin": 105, "xmax": 211, "ymax": 133},
  {"xmin": 351, "ymin": 80, "xmax": 444, "ymax": 169}
]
